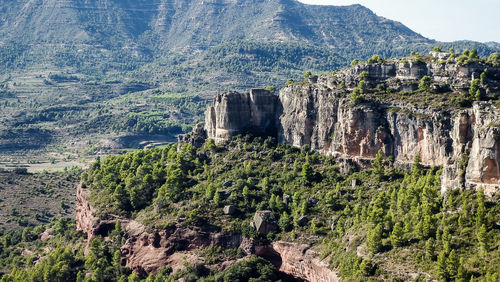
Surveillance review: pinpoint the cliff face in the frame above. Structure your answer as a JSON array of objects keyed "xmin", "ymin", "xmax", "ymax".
[
  {"xmin": 204, "ymin": 89, "xmax": 279, "ymax": 143},
  {"xmin": 198, "ymin": 61, "xmax": 500, "ymax": 194},
  {"xmin": 279, "ymin": 85, "xmax": 500, "ymax": 194},
  {"xmin": 256, "ymin": 241, "xmax": 340, "ymax": 282}
]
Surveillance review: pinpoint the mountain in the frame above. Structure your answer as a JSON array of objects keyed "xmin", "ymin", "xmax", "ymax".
[{"xmin": 0, "ymin": 0, "xmax": 499, "ymax": 170}]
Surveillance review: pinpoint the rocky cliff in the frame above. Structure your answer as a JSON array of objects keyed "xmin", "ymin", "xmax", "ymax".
[
  {"xmin": 256, "ymin": 242, "xmax": 339, "ymax": 282},
  {"xmin": 76, "ymin": 184, "xmax": 338, "ymax": 279},
  {"xmin": 189, "ymin": 58, "xmax": 500, "ymax": 194},
  {"xmin": 204, "ymin": 89, "xmax": 280, "ymax": 143}
]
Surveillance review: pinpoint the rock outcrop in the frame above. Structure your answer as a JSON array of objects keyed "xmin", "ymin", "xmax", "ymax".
[
  {"xmin": 177, "ymin": 122, "xmax": 207, "ymax": 151},
  {"xmin": 252, "ymin": 210, "xmax": 278, "ymax": 234},
  {"xmin": 204, "ymin": 88, "xmax": 279, "ymax": 144},
  {"xmin": 76, "ymin": 184, "xmax": 340, "ymax": 279},
  {"xmin": 120, "ymin": 221, "xmax": 245, "ymax": 275},
  {"xmin": 76, "ymin": 184, "xmax": 130, "ymax": 252},
  {"xmin": 193, "ymin": 60, "xmax": 500, "ymax": 193},
  {"xmin": 256, "ymin": 241, "xmax": 340, "ymax": 282}
]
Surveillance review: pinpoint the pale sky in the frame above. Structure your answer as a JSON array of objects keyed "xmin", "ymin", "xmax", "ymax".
[{"xmin": 298, "ymin": 0, "xmax": 500, "ymax": 43}]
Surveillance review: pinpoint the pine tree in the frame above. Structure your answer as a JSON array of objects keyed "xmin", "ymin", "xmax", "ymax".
[
  {"xmin": 301, "ymin": 161, "xmax": 314, "ymax": 183},
  {"xmin": 279, "ymin": 212, "xmax": 291, "ymax": 232},
  {"xmin": 442, "ymin": 226, "xmax": 451, "ymax": 254},
  {"xmin": 437, "ymin": 250, "xmax": 448, "ymax": 280},
  {"xmin": 367, "ymin": 224, "xmax": 383, "ymax": 254},
  {"xmin": 446, "ymin": 250, "xmax": 459, "ymax": 280},
  {"xmin": 242, "ymin": 185, "xmax": 250, "ymax": 201},
  {"xmin": 390, "ymin": 221, "xmax": 404, "ymax": 247},
  {"xmin": 422, "ymin": 215, "xmax": 435, "ymax": 239},
  {"xmin": 425, "ymin": 238, "xmax": 435, "ymax": 261},
  {"xmin": 113, "ymin": 184, "xmax": 129, "ymax": 211},
  {"xmin": 372, "ymin": 149, "xmax": 384, "ymax": 180},
  {"xmin": 412, "ymin": 153, "xmax": 422, "ymax": 176},
  {"xmin": 469, "ymin": 79, "xmax": 481, "ymax": 97},
  {"xmin": 213, "ymin": 191, "xmax": 221, "ymax": 206},
  {"xmin": 418, "ymin": 76, "xmax": 432, "ymax": 92},
  {"xmin": 475, "ymin": 187, "xmax": 486, "ymax": 228},
  {"xmin": 477, "ymin": 224, "xmax": 488, "ymax": 256},
  {"xmin": 456, "ymin": 257, "xmax": 467, "ymax": 282}
]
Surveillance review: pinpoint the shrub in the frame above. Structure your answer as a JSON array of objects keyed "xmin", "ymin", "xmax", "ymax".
[
  {"xmin": 367, "ymin": 54, "xmax": 383, "ymax": 64},
  {"xmin": 487, "ymin": 52, "xmax": 500, "ymax": 67},
  {"xmin": 418, "ymin": 76, "xmax": 432, "ymax": 92}
]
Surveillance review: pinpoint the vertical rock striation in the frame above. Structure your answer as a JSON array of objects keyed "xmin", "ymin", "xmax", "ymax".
[
  {"xmin": 198, "ymin": 60, "xmax": 500, "ymax": 194},
  {"xmin": 204, "ymin": 89, "xmax": 279, "ymax": 143}
]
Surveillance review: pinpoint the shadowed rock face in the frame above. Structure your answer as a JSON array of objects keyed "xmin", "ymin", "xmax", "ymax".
[
  {"xmin": 197, "ymin": 61, "xmax": 500, "ymax": 194},
  {"xmin": 256, "ymin": 241, "xmax": 340, "ymax": 282}
]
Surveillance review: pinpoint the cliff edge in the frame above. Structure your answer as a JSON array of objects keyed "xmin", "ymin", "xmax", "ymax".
[{"xmin": 180, "ymin": 57, "xmax": 500, "ymax": 194}]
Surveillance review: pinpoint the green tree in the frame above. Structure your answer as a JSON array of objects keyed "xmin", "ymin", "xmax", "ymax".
[
  {"xmin": 442, "ymin": 226, "xmax": 451, "ymax": 254},
  {"xmin": 469, "ymin": 79, "xmax": 481, "ymax": 97},
  {"xmin": 475, "ymin": 187, "xmax": 486, "ymax": 228},
  {"xmin": 390, "ymin": 221, "xmax": 404, "ymax": 247},
  {"xmin": 418, "ymin": 75, "xmax": 432, "ymax": 92},
  {"xmin": 372, "ymin": 149, "xmax": 384, "ymax": 180},
  {"xmin": 437, "ymin": 250, "xmax": 448, "ymax": 280},
  {"xmin": 422, "ymin": 215, "xmax": 435, "ymax": 239},
  {"xmin": 432, "ymin": 46, "xmax": 442, "ymax": 52},
  {"xmin": 425, "ymin": 238, "xmax": 435, "ymax": 261},
  {"xmin": 367, "ymin": 224, "xmax": 383, "ymax": 254},
  {"xmin": 447, "ymin": 250, "xmax": 459, "ymax": 280},
  {"xmin": 469, "ymin": 49, "xmax": 478, "ymax": 59},
  {"xmin": 487, "ymin": 52, "xmax": 500, "ymax": 66},
  {"xmin": 480, "ymin": 69, "xmax": 488, "ymax": 85},
  {"xmin": 286, "ymin": 79, "xmax": 294, "ymax": 85},
  {"xmin": 265, "ymin": 86, "xmax": 275, "ymax": 94},
  {"xmin": 367, "ymin": 54, "xmax": 383, "ymax": 64},
  {"xmin": 213, "ymin": 191, "xmax": 221, "ymax": 206},
  {"xmin": 456, "ymin": 257, "xmax": 467, "ymax": 282},
  {"xmin": 114, "ymin": 184, "xmax": 130, "ymax": 212},
  {"xmin": 242, "ymin": 186, "xmax": 250, "ymax": 201},
  {"xmin": 477, "ymin": 224, "xmax": 488, "ymax": 256},
  {"xmin": 278, "ymin": 212, "xmax": 291, "ymax": 232},
  {"xmin": 301, "ymin": 161, "xmax": 314, "ymax": 183},
  {"xmin": 412, "ymin": 153, "xmax": 422, "ymax": 176},
  {"xmin": 351, "ymin": 59, "xmax": 360, "ymax": 66},
  {"xmin": 359, "ymin": 71, "xmax": 369, "ymax": 80}
]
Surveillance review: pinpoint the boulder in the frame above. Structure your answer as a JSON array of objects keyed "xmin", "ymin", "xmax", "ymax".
[
  {"xmin": 252, "ymin": 210, "xmax": 277, "ymax": 234},
  {"xmin": 223, "ymin": 205, "xmax": 236, "ymax": 215},
  {"xmin": 282, "ymin": 194, "xmax": 291, "ymax": 205}
]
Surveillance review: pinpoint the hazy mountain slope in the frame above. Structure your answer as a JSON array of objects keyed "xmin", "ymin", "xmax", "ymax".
[{"xmin": 0, "ymin": 0, "xmax": 431, "ymax": 72}]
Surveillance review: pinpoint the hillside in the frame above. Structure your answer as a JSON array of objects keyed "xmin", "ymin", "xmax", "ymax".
[
  {"xmin": 1, "ymin": 0, "xmax": 500, "ymax": 170},
  {"xmin": 0, "ymin": 136, "xmax": 498, "ymax": 281},
  {"xmin": 0, "ymin": 52, "xmax": 498, "ymax": 281}
]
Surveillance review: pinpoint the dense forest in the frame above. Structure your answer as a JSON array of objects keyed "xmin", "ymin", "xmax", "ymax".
[{"xmin": 0, "ymin": 136, "xmax": 497, "ymax": 281}]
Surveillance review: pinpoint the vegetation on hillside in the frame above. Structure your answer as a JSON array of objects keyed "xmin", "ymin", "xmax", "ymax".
[
  {"xmin": 77, "ymin": 136, "xmax": 500, "ymax": 281},
  {"xmin": 0, "ymin": 136, "xmax": 498, "ymax": 281}
]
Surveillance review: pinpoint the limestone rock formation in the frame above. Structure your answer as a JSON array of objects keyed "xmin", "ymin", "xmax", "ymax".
[
  {"xmin": 256, "ymin": 241, "xmax": 340, "ymax": 282},
  {"xmin": 177, "ymin": 122, "xmax": 207, "ymax": 151},
  {"xmin": 204, "ymin": 88, "xmax": 279, "ymax": 143},
  {"xmin": 192, "ymin": 59, "xmax": 500, "ymax": 193},
  {"xmin": 77, "ymin": 183, "xmax": 341, "ymax": 279},
  {"xmin": 252, "ymin": 210, "xmax": 278, "ymax": 234}
]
